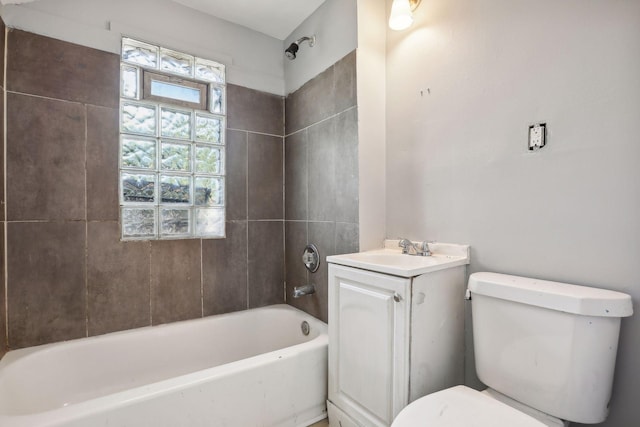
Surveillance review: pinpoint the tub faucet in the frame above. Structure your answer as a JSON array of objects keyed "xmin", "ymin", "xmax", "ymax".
[
  {"xmin": 398, "ymin": 238, "xmax": 431, "ymax": 256},
  {"xmin": 293, "ymin": 283, "xmax": 316, "ymax": 298}
]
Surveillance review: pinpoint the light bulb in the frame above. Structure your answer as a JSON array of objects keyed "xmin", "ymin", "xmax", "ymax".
[{"xmin": 389, "ymin": 0, "xmax": 413, "ymax": 31}]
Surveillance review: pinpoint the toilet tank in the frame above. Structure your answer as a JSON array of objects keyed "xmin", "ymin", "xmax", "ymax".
[{"xmin": 468, "ymin": 272, "xmax": 633, "ymax": 424}]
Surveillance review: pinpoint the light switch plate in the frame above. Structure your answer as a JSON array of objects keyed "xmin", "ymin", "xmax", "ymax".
[{"xmin": 528, "ymin": 123, "xmax": 546, "ymax": 151}]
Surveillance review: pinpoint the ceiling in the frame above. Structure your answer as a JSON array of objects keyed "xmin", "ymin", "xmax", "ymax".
[
  {"xmin": 172, "ymin": 0, "xmax": 326, "ymax": 40},
  {"xmin": 0, "ymin": 0, "xmax": 327, "ymax": 40}
]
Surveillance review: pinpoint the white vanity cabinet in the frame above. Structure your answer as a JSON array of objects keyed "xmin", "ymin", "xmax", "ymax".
[
  {"xmin": 327, "ymin": 265, "xmax": 411, "ymax": 426},
  {"xmin": 326, "ymin": 242, "xmax": 469, "ymax": 427}
]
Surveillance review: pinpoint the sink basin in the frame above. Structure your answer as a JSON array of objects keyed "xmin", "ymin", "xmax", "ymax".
[
  {"xmin": 343, "ymin": 252, "xmax": 442, "ymax": 268},
  {"xmin": 326, "ymin": 241, "xmax": 470, "ymax": 278}
]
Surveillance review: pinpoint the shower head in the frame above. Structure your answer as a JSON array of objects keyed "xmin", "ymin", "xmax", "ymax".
[
  {"xmin": 284, "ymin": 43, "xmax": 299, "ymax": 60},
  {"xmin": 284, "ymin": 35, "xmax": 315, "ymax": 60}
]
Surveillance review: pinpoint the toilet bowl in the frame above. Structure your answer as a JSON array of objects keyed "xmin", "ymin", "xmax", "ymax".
[
  {"xmin": 392, "ymin": 272, "xmax": 633, "ymax": 427},
  {"xmin": 392, "ymin": 386, "xmax": 566, "ymax": 427}
]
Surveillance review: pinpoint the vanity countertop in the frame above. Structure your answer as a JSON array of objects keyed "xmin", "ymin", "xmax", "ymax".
[{"xmin": 327, "ymin": 240, "xmax": 470, "ymax": 278}]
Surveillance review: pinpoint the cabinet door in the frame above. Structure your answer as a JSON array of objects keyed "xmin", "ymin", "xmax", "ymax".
[{"xmin": 328, "ymin": 264, "xmax": 410, "ymax": 427}]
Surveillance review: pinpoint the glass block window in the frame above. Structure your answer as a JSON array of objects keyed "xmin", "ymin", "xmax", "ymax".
[{"xmin": 120, "ymin": 38, "xmax": 226, "ymax": 240}]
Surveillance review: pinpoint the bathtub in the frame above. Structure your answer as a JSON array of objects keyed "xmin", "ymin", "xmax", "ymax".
[{"xmin": 0, "ymin": 304, "xmax": 328, "ymax": 427}]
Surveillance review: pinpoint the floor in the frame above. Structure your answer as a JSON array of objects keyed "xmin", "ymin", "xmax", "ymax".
[{"xmin": 308, "ymin": 419, "xmax": 329, "ymax": 427}]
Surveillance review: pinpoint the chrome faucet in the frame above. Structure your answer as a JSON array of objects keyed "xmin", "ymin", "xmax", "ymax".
[
  {"xmin": 293, "ymin": 283, "xmax": 316, "ymax": 298},
  {"xmin": 398, "ymin": 238, "xmax": 431, "ymax": 256}
]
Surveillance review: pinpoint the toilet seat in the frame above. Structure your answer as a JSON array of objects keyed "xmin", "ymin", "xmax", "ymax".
[{"xmin": 391, "ymin": 386, "xmax": 549, "ymax": 427}]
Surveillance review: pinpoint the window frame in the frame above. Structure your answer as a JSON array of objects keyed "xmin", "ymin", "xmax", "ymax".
[
  {"xmin": 118, "ymin": 37, "xmax": 226, "ymax": 241},
  {"xmin": 142, "ymin": 70, "xmax": 209, "ymax": 110}
]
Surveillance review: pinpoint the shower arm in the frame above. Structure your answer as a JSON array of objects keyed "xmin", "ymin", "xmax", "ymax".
[{"xmin": 295, "ymin": 36, "xmax": 315, "ymax": 48}]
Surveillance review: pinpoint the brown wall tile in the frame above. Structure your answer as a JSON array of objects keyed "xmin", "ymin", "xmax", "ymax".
[
  {"xmin": 285, "ymin": 66, "xmax": 334, "ymax": 135},
  {"xmin": 285, "ymin": 50, "xmax": 357, "ymax": 135},
  {"xmin": 285, "ymin": 221, "xmax": 308, "ymax": 291},
  {"xmin": 285, "ymin": 221, "xmax": 313, "ymax": 312},
  {"xmin": 0, "ymin": 226, "xmax": 5, "ymax": 356},
  {"xmin": 332, "ymin": 50, "xmax": 357, "ymax": 116},
  {"xmin": 0, "ymin": 89, "xmax": 4, "ymax": 222},
  {"xmin": 285, "ymin": 130, "xmax": 308, "ymax": 220},
  {"xmin": 150, "ymin": 239, "xmax": 202, "ymax": 325},
  {"xmin": 0, "ymin": 19, "xmax": 4, "ymax": 354},
  {"xmin": 297, "ymin": 108, "xmax": 359, "ymax": 224},
  {"xmin": 248, "ymin": 221, "xmax": 284, "ymax": 308},
  {"xmin": 336, "ymin": 222, "xmax": 359, "ymax": 255},
  {"xmin": 248, "ymin": 133, "xmax": 284, "ymax": 220},
  {"xmin": 0, "ymin": 17, "xmax": 4, "ymax": 356},
  {"xmin": 87, "ymin": 106, "xmax": 119, "ymax": 221},
  {"xmin": 202, "ymin": 221, "xmax": 248, "ymax": 316},
  {"xmin": 7, "ymin": 222, "xmax": 86, "ymax": 348},
  {"xmin": 334, "ymin": 108, "xmax": 359, "ymax": 223},
  {"xmin": 0, "ymin": 18, "xmax": 5, "ymax": 88},
  {"xmin": 226, "ymin": 130, "xmax": 247, "ymax": 220},
  {"xmin": 87, "ymin": 222, "xmax": 151, "ymax": 336},
  {"xmin": 284, "ymin": 50, "xmax": 359, "ymax": 322},
  {"xmin": 307, "ymin": 222, "xmax": 336, "ymax": 322},
  {"xmin": 307, "ymin": 118, "xmax": 336, "ymax": 222},
  {"xmin": 227, "ymin": 84, "xmax": 284, "ymax": 136},
  {"xmin": 6, "ymin": 93, "xmax": 86, "ymax": 221},
  {"xmin": 1, "ymin": 27, "xmax": 317, "ymax": 347},
  {"xmin": 7, "ymin": 29, "xmax": 119, "ymax": 108}
]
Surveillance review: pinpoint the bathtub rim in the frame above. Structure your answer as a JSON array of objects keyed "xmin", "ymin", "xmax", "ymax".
[
  {"xmin": 0, "ymin": 304, "xmax": 328, "ymax": 425},
  {"xmin": 0, "ymin": 303, "xmax": 326, "ymax": 369}
]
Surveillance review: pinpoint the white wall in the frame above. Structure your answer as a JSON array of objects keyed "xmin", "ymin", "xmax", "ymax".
[
  {"xmin": 0, "ymin": 0, "xmax": 285, "ymax": 94},
  {"xmin": 355, "ymin": 0, "xmax": 386, "ymax": 251},
  {"xmin": 283, "ymin": 0, "xmax": 357, "ymax": 95},
  {"xmin": 385, "ymin": 1, "xmax": 640, "ymax": 426}
]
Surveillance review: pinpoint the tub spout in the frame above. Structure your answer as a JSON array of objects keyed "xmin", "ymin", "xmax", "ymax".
[{"xmin": 293, "ymin": 283, "xmax": 315, "ymax": 298}]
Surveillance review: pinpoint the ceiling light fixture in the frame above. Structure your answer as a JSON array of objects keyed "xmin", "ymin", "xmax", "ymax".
[{"xmin": 389, "ymin": 0, "xmax": 421, "ymax": 31}]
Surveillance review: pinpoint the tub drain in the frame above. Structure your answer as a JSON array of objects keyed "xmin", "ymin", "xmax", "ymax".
[{"xmin": 301, "ymin": 321, "xmax": 310, "ymax": 336}]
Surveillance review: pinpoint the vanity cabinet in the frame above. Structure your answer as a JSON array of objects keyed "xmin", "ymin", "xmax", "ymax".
[
  {"xmin": 327, "ymin": 265, "xmax": 410, "ymax": 427},
  {"xmin": 326, "ymin": 244, "xmax": 468, "ymax": 427}
]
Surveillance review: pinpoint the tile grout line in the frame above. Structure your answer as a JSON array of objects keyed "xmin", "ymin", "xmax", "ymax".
[
  {"xmin": 5, "ymin": 89, "xmax": 115, "ymax": 109},
  {"xmin": 245, "ymin": 130, "xmax": 249, "ymax": 310},
  {"xmin": 282, "ymin": 131, "xmax": 287, "ymax": 304},
  {"xmin": 227, "ymin": 127, "xmax": 283, "ymax": 139},
  {"xmin": 283, "ymin": 104, "xmax": 357, "ymax": 139},
  {"xmin": 305, "ymin": 221, "xmax": 309, "ymax": 290},
  {"xmin": 305, "ymin": 128, "xmax": 309, "ymax": 239},
  {"xmin": 282, "ymin": 97, "xmax": 287, "ymax": 302},
  {"xmin": 3, "ymin": 25, "xmax": 8, "ymax": 350},
  {"xmin": 84, "ymin": 104, "xmax": 89, "ymax": 338},
  {"xmin": 304, "ymin": 127, "xmax": 310, "ymax": 291},
  {"xmin": 282, "ymin": 220, "xmax": 286, "ymax": 303},
  {"xmin": 4, "ymin": 219, "xmax": 87, "ymax": 223},
  {"xmin": 282, "ymin": 96, "xmax": 288, "ymax": 305}
]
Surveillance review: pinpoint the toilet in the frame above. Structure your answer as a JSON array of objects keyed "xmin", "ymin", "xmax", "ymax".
[{"xmin": 392, "ymin": 272, "xmax": 633, "ymax": 427}]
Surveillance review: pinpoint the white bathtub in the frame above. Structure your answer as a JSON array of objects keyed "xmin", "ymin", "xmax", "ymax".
[{"xmin": 0, "ymin": 304, "xmax": 328, "ymax": 427}]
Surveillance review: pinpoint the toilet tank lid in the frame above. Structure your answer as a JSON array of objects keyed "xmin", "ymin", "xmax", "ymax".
[{"xmin": 468, "ymin": 272, "xmax": 633, "ymax": 317}]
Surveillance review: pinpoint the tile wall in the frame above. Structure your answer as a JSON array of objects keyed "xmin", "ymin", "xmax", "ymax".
[
  {"xmin": 0, "ymin": 18, "xmax": 5, "ymax": 356},
  {"xmin": 284, "ymin": 51, "xmax": 359, "ymax": 322},
  {"xmin": 1, "ymin": 29, "xmax": 285, "ymax": 354},
  {"xmin": 0, "ymin": 28, "xmax": 359, "ymax": 354}
]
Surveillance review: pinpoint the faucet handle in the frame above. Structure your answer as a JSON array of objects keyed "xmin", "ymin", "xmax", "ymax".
[
  {"xmin": 419, "ymin": 241, "xmax": 432, "ymax": 256},
  {"xmin": 398, "ymin": 238, "xmax": 412, "ymax": 254},
  {"xmin": 398, "ymin": 238, "xmax": 411, "ymax": 247}
]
